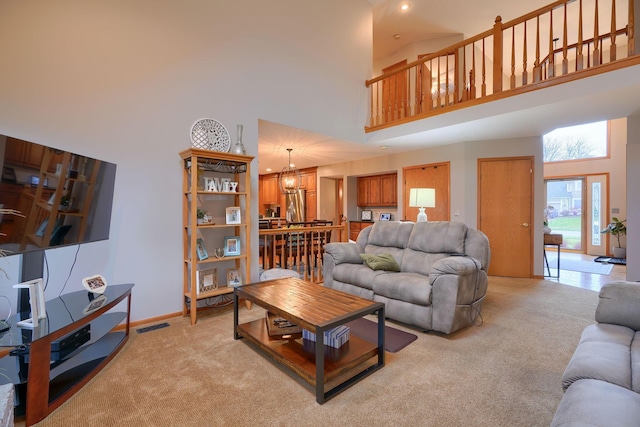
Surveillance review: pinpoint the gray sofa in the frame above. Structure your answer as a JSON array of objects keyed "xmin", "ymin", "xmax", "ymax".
[
  {"xmin": 551, "ymin": 280, "xmax": 640, "ymax": 426},
  {"xmin": 322, "ymin": 221, "xmax": 490, "ymax": 334}
]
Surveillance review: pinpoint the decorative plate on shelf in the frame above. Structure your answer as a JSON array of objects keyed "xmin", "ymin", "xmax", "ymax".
[{"xmin": 190, "ymin": 118, "xmax": 231, "ymax": 152}]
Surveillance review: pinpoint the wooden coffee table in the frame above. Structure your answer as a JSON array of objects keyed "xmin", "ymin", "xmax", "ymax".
[{"xmin": 234, "ymin": 277, "xmax": 385, "ymax": 404}]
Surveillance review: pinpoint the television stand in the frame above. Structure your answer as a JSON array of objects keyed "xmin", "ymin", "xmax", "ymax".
[{"xmin": 0, "ymin": 283, "xmax": 133, "ymax": 426}]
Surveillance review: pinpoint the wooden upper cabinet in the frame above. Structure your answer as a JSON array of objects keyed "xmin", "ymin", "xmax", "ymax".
[
  {"xmin": 262, "ymin": 176, "xmax": 278, "ymax": 205},
  {"xmin": 4, "ymin": 138, "xmax": 64, "ymax": 172},
  {"xmin": 380, "ymin": 173, "xmax": 397, "ymax": 206},
  {"xmin": 357, "ymin": 173, "xmax": 397, "ymax": 207}
]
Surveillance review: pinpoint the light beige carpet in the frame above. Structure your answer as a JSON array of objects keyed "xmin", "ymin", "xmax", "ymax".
[{"xmin": 27, "ymin": 277, "xmax": 598, "ymax": 427}]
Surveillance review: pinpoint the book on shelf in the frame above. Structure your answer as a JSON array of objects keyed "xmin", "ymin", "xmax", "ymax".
[{"xmin": 196, "ymin": 268, "xmax": 217, "ymax": 295}]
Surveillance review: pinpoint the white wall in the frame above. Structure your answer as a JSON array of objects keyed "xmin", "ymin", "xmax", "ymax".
[
  {"xmin": 627, "ymin": 114, "xmax": 640, "ymax": 280},
  {"xmin": 0, "ymin": 0, "xmax": 372, "ymax": 321}
]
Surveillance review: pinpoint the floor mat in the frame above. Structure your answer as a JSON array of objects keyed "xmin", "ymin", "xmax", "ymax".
[
  {"xmin": 594, "ymin": 256, "xmax": 626, "ymax": 265},
  {"xmin": 345, "ymin": 317, "xmax": 418, "ymax": 353},
  {"xmin": 546, "ymin": 257, "xmax": 613, "ymax": 275}
]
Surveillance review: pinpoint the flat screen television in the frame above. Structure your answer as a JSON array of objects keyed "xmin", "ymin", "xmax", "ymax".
[{"xmin": 0, "ymin": 134, "xmax": 117, "ymax": 312}]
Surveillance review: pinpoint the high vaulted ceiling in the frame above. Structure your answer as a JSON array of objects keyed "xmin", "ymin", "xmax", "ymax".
[{"xmin": 257, "ymin": 0, "xmax": 638, "ymax": 175}]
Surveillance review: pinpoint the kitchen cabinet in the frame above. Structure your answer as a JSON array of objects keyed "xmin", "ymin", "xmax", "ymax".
[
  {"xmin": 357, "ymin": 173, "xmax": 397, "ymax": 207},
  {"xmin": 261, "ymin": 175, "xmax": 278, "ymax": 205},
  {"xmin": 349, "ymin": 221, "xmax": 373, "ymax": 241},
  {"xmin": 4, "ymin": 138, "xmax": 64, "ymax": 171},
  {"xmin": 259, "ymin": 167, "xmax": 317, "ymax": 220}
]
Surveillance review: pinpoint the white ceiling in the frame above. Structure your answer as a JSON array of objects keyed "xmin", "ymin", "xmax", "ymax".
[{"xmin": 257, "ymin": 0, "xmax": 636, "ymax": 175}]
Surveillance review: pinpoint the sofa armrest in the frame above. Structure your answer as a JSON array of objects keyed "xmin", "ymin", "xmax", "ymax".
[
  {"xmin": 431, "ymin": 255, "xmax": 483, "ymax": 276},
  {"xmin": 429, "ymin": 255, "xmax": 488, "ymax": 334},
  {"xmin": 596, "ymin": 281, "xmax": 640, "ymax": 330},
  {"xmin": 324, "ymin": 242, "xmax": 363, "ymax": 265}
]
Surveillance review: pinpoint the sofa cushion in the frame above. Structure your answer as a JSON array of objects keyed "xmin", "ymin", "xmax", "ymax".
[
  {"xmin": 401, "ymin": 249, "xmax": 447, "ymax": 276},
  {"xmin": 367, "ymin": 221, "xmax": 414, "ymax": 248},
  {"xmin": 331, "ymin": 264, "xmax": 383, "ymax": 291},
  {"xmin": 324, "ymin": 242, "xmax": 363, "ymax": 265},
  {"xmin": 408, "ymin": 221, "xmax": 467, "ymax": 254},
  {"xmin": 359, "ymin": 253, "xmax": 401, "ymax": 272},
  {"xmin": 596, "ymin": 281, "xmax": 640, "ymax": 330},
  {"xmin": 551, "ymin": 379, "xmax": 640, "ymax": 427},
  {"xmin": 561, "ymin": 323, "xmax": 635, "ymax": 391},
  {"xmin": 372, "ymin": 272, "xmax": 432, "ymax": 305}
]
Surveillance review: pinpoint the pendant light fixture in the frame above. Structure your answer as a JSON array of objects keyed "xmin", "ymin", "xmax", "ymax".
[{"xmin": 278, "ymin": 148, "xmax": 301, "ymax": 194}]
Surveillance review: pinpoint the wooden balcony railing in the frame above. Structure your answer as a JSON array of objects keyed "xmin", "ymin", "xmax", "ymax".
[
  {"xmin": 258, "ymin": 222, "xmax": 348, "ymax": 284},
  {"xmin": 366, "ymin": 0, "xmax": 638, "ymax": 131}
]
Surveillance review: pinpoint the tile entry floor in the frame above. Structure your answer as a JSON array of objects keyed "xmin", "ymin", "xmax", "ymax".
[{"xmin": 543, "ymin": 250, "xmax": 627, "ymax": 292}]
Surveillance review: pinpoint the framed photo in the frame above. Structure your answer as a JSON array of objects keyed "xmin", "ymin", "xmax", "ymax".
[
  {"xmin": 380, "ymin": 213, "xmax": 391, "ymax": 221},
  {"xmin": 225, "ymin": 207, "xmax": 241, "ymax": 224},
  {"xmin": 227, "ymin": 268, "xmax": 242, "ymax": 287},
  {"xmin": 224, "ymin": 236, "xmax": 241, "ymax": 256},
  {"xmin": 81, "ymin": 274, "xmax": 108, "ymax": 294},
  {"xmin": 196, "ymin": 267, "xmax": 218, "ymax": 294},
  {"xmin": 196, "ymin": 238, "xmax": 209, "ymax": 260},
  {"xmin": 361, "ymin": 210, "xmax": 372, "ymax": 221}
]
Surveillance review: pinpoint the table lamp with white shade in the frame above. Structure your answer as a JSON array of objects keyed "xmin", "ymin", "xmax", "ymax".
[{"xmin": 409, "ymin": 188, "xmax": 435, "ymax": 222}]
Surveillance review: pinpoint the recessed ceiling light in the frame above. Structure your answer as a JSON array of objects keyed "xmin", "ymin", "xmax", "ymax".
[
  {"xmin": 394, "ymin": 34, "xmax": 401, "ymax": 40},
  {"xmin": 266, "ymin": 168, "xmax": 272, "ymax": 172},
  {"xmin": 380, "ymin": 145, "xmax": 388, "ymax": 150},
  {"xmin": 400, "ymin": 3, "xmax": 410, "ymax": 11}
]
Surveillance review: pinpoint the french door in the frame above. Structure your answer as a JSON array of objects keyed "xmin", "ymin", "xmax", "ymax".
[{"xmin": 544, "ymin": 174, "xmax": 607, "ymax": 255}]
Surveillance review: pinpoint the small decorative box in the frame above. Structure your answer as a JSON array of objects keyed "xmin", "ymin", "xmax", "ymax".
[{"xmin": 302, "ymin": 325, "xmax": 350, "ymax": 349}]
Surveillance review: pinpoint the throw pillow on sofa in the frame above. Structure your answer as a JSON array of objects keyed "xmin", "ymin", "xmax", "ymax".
[{"xmin": 359, "ymin": 253, "xmax": 401, "ymax": 272}]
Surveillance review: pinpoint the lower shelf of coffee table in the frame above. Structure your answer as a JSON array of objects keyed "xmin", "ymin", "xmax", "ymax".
[{"xmin": 237, "ymin": 318, "xmax": 378, "ymax": 387}]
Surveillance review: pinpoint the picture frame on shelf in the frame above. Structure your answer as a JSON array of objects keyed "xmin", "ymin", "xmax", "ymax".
[
  {"xmin": 379, "ymin": 213, "xmax": 391, "ymax": 221},
  {"xmin": 196, "ymin": 267, "xmax": 218, "ymax": 294},
  {"xmin": 81, "ymin": 274, "xmax": 108, "ymax": 294},
  {"xmin": 227, "ymin": 268, "xmax": 242, "ymax": 287},
  {"xmin": 224, "ymin": 236, "xmax": 241, "ymax": 256},
  {"xmin": 225, "ymin": 206, "xmax": 241, "ymax": 224},
  {"xmin": 196, "ymin": 238, "xmax": 209, "ymax": 260}
]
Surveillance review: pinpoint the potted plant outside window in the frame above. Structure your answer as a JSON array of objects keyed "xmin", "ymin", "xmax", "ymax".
[{"xmin": 601, "ymin": 217, "xmax": 626, "ymax": 259}]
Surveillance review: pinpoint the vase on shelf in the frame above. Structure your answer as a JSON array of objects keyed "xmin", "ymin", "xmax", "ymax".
[
  {"xmin": 543, "ymin": 226, "xmax": 551, "ymax": 234},
  {"xmin": 232, "ymin": 124, "xmax": 246, "ymax": 155}
]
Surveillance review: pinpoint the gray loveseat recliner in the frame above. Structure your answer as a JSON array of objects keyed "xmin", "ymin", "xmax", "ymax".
[
  {"xmin": 551, "ymin": 280, "xmax": 640, "ymax": 426},
  {"xmin": 322, "ymin": 221, "xmax": 490, "ymax": 334}
]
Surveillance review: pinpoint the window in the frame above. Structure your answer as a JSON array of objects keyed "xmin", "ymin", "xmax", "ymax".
[{"xmin": 543, "ymin": 121, "xmax": 608, "ymax": 163}]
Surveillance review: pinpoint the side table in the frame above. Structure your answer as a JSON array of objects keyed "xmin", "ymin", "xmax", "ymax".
[{"xmin": 544, "ymin": 233, "xmax": 563, "ymax": 278}]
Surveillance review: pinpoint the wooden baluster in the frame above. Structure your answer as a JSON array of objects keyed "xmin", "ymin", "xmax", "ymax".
[
  {"xmin": 369, "ymin": 84, "xmax": 374, "ymax": 127},
  {"xmin": 482, "ymin": 38, "xmax": 487, "ymax": 96},
  {"xmin": 563, "ymin": 3, "xmax": 569, "ymax": 74},
  {"xmin": 461, "ymin": 47, "xmax": 466, "ymax": 102},
  {"xmin": 593, "ymin": 0, "xmax": 601, "ymax": 66},
  {"xmin": 629, "ymin": 0, "xmax": 636, "ymax": 56},
  {"xmin": 510, "ymin": 26, "xmax": 516, "ymax": 89},
  {"xmin": 445, "ymin": 54, "xmax": 450, "ymax": 105},
  {"xmin": 413, "ymin": 64, "xmax": 419, "ymax": 115},
  {"xmin": 493, "ymin": 16, "xmax": 503, "ymax": 93},
  {"xmin": 437, "ymin": 57, "xmax": 441, "ymax": 108},
  {"xmin": 470, "ymin": 42, "xmax": 476, "ymax": 99},
  {"xmin": 577, "ymin": 0, "xmax": 584, "ymax": 70},
  {"xmin": 534, "ymin": 16, "xmax": 542, "ymax": 82},
  {"xmin": 610, "ymin": 0, "xmax": 617, "ymax": 61},
  {"xmin": 522, "ymin": 20, "xmax": 528, "ymax": 85},
  {"xmin": 548, "ymin": 9, "xmax": 555, "ymax": 78}
]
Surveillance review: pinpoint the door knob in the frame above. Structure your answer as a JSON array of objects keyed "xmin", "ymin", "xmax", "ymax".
[{"xmin": 522, "ymin": 223, "xmax": 529, "ymax": 227}]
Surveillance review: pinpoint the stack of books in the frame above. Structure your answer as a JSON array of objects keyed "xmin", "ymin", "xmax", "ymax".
[{"xmin": 302, "ymin": 325, "xmax": 350, "ymax": 349}]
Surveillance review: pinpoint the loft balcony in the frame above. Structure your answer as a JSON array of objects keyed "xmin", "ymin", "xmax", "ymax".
[{"xmin": 365, "ymin": 0, "xmax": 640, "ymax": 133}]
